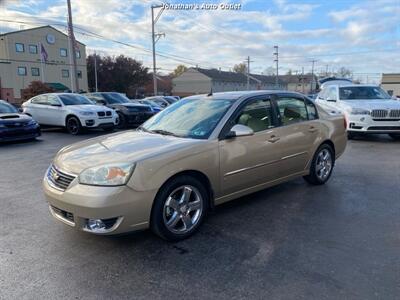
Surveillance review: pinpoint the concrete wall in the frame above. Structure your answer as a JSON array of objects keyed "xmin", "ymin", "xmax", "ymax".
[
  {"xmin": 0, "ymin": 26, "xmax": 88, "ymax": 103},
  {"xmin": 381, "ymin": 74, "xmax": 400, "ymax": 97}
]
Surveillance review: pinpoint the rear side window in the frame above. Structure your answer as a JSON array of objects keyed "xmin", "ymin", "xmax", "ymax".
[
  {"xmin": 277, "ymin": 97, "xmax": 308, "ymax": 125},
  {"xmin": 306, "ymin": 100, "xmax": 318, "ymax": 120}
]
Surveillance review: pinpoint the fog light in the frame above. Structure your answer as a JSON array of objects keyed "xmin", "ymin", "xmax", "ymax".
[
  {"xmin": 87, "ymin": 219, "xmax": 106, "ymax": 231},
  {"xmin": 360, "ymin": 117, "xmax": 365, "ymax": 122}
]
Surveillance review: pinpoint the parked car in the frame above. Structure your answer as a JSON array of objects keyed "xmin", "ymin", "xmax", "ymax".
[
  {"xmin": 163, "ymin": 96, "xmax": 179, "ymax": 104},
  {"xmin": 43, "ymin": 90, "xmax": 347, "ymax": 241},
  {"xmin": 315, "ymin": 84, "xmax": 400, "ymax": 140},
  {"xmin": 85, "ymin": 92, "xmax": 154, "ymax": 129},
  {"xmin": 22, "ymin": 93, "xmax": 117, "ymax": 135},
  {"xmin": 145, "ymin": 96, "xmax": 171, "ymax": 108},
  {"xmin": 0, "ymin": 100, "xmax": 41, "ymax": 142},
  {"xmin": 132, "ymin": 99, "xmax": 163, "ymax": 113}
]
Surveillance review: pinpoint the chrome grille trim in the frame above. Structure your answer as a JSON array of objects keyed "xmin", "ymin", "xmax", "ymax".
[
  {"xmin": 389, "ymin": 109, "xmax": 400, "ymax": 118},
  {"xmin": 371, "ymin": 109, "xmax": 388, "ymax": 118},
  {"xmin": 46, "ymin": 164, "xmax": 76, "ymax": 191}
]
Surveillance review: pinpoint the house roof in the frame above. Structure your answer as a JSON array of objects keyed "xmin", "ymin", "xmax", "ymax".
[
  {"xmin": 193, "ymin": 68, "xmax": 284, "ymax": 85},
  {"xmin": 0, "ymin": 25, "xmax": 85, "ymax": 46},
  {"xmin": 279, "ymin": 74, "xmax": 318, "ymax": 84}
]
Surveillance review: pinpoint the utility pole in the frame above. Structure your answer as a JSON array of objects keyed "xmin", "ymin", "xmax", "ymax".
[
  {"xmin": 94, "ymin": 51, "xmax": 98, "ymax": 92},
  {"xmin": 246, "ymin": 56, "xmax": 251, "ymax": 90},
  {"xmin": 273, "ymin": 45, "xmax": 279, "ymax": 89},
  {"xmin": 151, "ymin": 4, "xmax": 165, "ymax": 96},
  {"xmin": 325, "ymin": 64, "xmax": 329, "ymax": 77},
  {"xmin": 302, "ymin": 67, "xmax": 305, "ymax": 94},
  {"xmin": 67, "ymin": 0, "xmax": 79, "ymax": 92},
  {"xmin": 310, "ymin": 59, "xmax": 317, "ymax": 93}
]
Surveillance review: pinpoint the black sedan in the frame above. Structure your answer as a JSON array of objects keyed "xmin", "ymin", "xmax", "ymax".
[
  {"xmin": 85, "ymin": 92, "xmax": 154, "ymax": 129},
  {"xmin": 0, "ymin": 100, "xmax": 41, "ymax": 142}
]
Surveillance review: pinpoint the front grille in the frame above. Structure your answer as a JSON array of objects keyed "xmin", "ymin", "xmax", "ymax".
[
  {"xmin": 389, "ymin": 109, "xmax": 400, "ymax": 118},
  {"xmin": 371, "ymin": 109, "xmax": 388, "ymax": 118},
  {"xmin": 97, "ymin": 111, "xmax": 105, "ymax": 117},
  {"xmin": 47, "ymin": 165, "xmax": 76, "ymax": 191},
  {"xmin": 106, "ymin": 111, "xmax": 111, "ymax": 116},
  {"xmin": 4, "ymin": 122, "xmax": 28, "ymax": 128},
  {"xmin": 129, "ymin": 106, "xmax": 151, "ymax": 112}
]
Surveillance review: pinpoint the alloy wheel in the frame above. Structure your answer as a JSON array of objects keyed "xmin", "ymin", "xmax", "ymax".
[
  {"xmin": 67, "ymin": 118, "xmax": 79, "ymax": 134},
  {"xmin": 163, "ymin": 185, "xmax": 203, "ymax": 234},
  {"xmin": 315, "ymin": 149, "xmax": 332, "ymax": 181}
]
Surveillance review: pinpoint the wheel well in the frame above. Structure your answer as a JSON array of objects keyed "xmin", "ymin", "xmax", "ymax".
[
  {"xmin": 65, "ymin": 114, "xmax": 79, "ymax": 126},
  {"xmin": 320, "ymin": 139, "xmax": 336, "ymax": 159},
  {"xmin": 157, "ymin": 170, "xmax": 215, "ymax": 210}
]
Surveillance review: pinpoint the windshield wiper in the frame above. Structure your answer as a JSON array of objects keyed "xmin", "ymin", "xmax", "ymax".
[{"xmin": 150, "ymin": 129, "xmax": 182, "ymax": 137}]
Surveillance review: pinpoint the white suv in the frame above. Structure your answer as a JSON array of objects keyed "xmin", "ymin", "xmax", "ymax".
[
  {"xmin": 315, "ymin": 84, "xmax": 400, "ymax": 140},
  {"xmin": 22, "ymin": 93, "xmax": 118, "ymax": 135}
]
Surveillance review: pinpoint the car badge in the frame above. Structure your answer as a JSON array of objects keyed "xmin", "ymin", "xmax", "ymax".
[{"xmin": 52, "ymin": 172, "xmax": 60, "ymax": 181}]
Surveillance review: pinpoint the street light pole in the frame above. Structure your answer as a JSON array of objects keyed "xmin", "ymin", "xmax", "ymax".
[
  {"xmin": 94, "ymin": 51, "xmax": 98, "ymax": 92},
  {"xmin": 273, "ymin": 45, "xmax": 279, "ymax": 89},
  {"xmin": 151, "ymin": 4, "xmax": 164, "ymax": 96}
]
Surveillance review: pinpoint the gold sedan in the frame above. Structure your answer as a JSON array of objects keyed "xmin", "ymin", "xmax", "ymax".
[{"xmin": 43, "ymin": 91, "xmax": 347, "ymax": 241}]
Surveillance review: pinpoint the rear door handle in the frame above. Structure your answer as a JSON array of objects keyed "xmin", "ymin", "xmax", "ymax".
[
  {"xmin": 268, "ymin": 135, "xmax": 280, "ymax": 143},
  {"xmin": 308, "ymin": 126, "xmax": 318, "ymax": 133}
]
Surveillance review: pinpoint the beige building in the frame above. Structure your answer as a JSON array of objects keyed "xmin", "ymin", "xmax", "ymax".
[
  {"xmin": 0, "ymin": 25, "xmax": 88, "ymax": 104},
  {"xmin": 172, "ymin": 68, "xmax": 286, "ymax": 97},
  {"xmin": 381, "ymin": 73, "xmax": 400, "ymax": 97},
  {"xmin": 280, "ymin": 74, "xmax": 318, "ymax": 94}
]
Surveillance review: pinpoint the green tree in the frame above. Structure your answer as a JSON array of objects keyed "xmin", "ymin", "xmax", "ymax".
[{"xmin": 87, "ymin": 54, "xmax": 150, "ymax": 98}]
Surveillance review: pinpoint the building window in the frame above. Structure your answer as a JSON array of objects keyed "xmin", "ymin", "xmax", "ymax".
[
  {"xmin": 15, "ymin": 43, "xmax": 24, "ymax": 53},
  {"xmin": 62, "ymin": 69, "xmax": 69, "ymax": 78},
  {"xmin": 60, "ymin": 48, "xmax": 68, "ymax": 57},
  {"xmin": 17, "ymin": 66, "xmax": 27, "ymax": 76},
  {"xmin": 31, "ymin": 67, "xmax": 40, "ymax": 77},
  {"xmin": 29, "ymin": 45, "xmax": 38, "ymax": 54},
  {"xmin": 76, "ymin": 50, "xmax": 81, "ymax": 58},
  {"xmin": 77, "ymin": 70, "xmax": 82, "ymax": 78}
]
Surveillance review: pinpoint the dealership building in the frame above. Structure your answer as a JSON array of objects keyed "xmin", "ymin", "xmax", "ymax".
[{"xmin": 0, "ymin": 25, "xmax": 88, "ymax": 104}]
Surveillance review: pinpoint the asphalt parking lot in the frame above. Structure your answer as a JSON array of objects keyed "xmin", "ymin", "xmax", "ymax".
[{"xmin": 0, "ymin": 130, "xmax": 399, "ymax": 299}]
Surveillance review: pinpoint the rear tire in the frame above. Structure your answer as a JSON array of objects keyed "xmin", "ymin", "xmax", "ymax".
[
  {"xmin": 66, "ymin": 116, "xmax": 82, "ymax": 135},
  {"xmin": 388, "ymin": 133, "xmax": 400, "ymax": 140},
  {"xmin": 150, "ymin": 176, "xmax": 208, "ymax": 241},
  {"xmin": 303, "ymin": 144, "xmax": 335, "ymax": 185}
]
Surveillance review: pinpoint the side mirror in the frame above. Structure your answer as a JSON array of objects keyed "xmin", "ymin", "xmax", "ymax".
[
  {"xmin": 18, "ymin": 107, "xmax": 23, "ymax": 113},
  {"xmin": 326, "ymin": 97, "xmax": 337, "ymax": 102},
  {"xmin": 226, "ymin": 124, "xmax": 254, "ymax": 139},
  {"xmin": 51, "ymin": 103, "xmax": 62, "ymax": 107}
]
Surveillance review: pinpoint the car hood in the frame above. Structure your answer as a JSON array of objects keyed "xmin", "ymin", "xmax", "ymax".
[
  {"xmin": 341, "ymin": 99, "xmax": 400, "ymax": 110},
  {"xmin": 0, "ymin": 113, "xmax": 33, "ymax": 123},
  {"xmin": 67, "ymin": 105, "xmax": 113, "ymax": 112},
  {"xmin": 54, "ymin": 130, "xmax": 204, "ymax": 174}
]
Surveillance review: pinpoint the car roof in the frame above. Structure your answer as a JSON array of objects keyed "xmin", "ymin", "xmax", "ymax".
[
  {"xmin": 184, "ymin": 90, "xmax": 305, "ymax": 101},
  {"xmin": 329, "ymin": 84, "xmax": 380, "ymax": 88}
]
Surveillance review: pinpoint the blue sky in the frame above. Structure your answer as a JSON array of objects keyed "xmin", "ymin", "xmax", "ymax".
[{"xmin": 1, "ymin": 0, "xmax": 399, "ymax": 83}]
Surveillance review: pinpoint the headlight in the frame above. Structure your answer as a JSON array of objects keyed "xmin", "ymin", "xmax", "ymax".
[
  {"xmin": 79, "ymin": 111, "xmax": 95, "ymax": 116},
  {"xmin": 27, "ymin": 119, "xmax": 37, "ymax": 126},
  {"xmin": 350, "ymin": 108, "xmax": 370, "ymax": 115},
  {"xmin": 79, "ymin": 163, "xmax": 135, "ymax": 186}
]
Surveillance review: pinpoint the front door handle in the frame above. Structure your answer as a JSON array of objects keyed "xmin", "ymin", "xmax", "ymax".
[
  {"xmin": 268, "ymin": 135, "xmax": 280, "ymax": 143},
  {"xmin": 308, "ymin": 126, "xmax": 318, "ymax": 133}
]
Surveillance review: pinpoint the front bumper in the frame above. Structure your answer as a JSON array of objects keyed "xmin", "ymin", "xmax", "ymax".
[
  {"xmin": 347, "ymin": 115, "xmax": 400, "ymax": 133},
  {"xmin": 43, "ymin": 171, "xmax": 157, "ymax": 235},
  {"xmin": 0, "ymin": 124, "xmax": 41, "ymax": 142},
  {"xmin": 80, "ymin": 115, "xmax": 118, "ymax": 129}
]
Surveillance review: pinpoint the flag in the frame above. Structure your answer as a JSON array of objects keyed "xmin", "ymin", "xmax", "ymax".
[{"xmin": 40, "ymin": 43, "xmax": 48, "ymax": 62}]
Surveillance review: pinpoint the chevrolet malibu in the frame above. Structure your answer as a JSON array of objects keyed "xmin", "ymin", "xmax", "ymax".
[{"xmin": 44, "ymin": 91, "xmax": 347, "ymax": 241}]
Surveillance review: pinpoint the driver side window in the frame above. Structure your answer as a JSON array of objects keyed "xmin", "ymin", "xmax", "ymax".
[{"xmin": 234, "ymin": 99, "xmax": 275, "ymax": 133}]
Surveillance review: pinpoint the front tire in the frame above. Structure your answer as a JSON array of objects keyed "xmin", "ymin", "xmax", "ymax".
[
  {"xmin": 150, "ymin": 176, "xmax": 208, "ymax": 241},
  {"xmin": 116, "ymin": 112, "xmax": 126, "ymax": 129},
  {"xmin": 303, "ymin": 144, "xmax": 335, "ymax": 185},
  {"xmin": 66, "ymin": 116, "xmax": 82, "ymax": 135},
  {"xmin": 388, "ymin": 133, "xmax": 400, "ymax": 140}
]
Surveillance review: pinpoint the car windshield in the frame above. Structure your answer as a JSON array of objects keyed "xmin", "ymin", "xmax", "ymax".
[
  {"xmin": 103, "ymin": 93, "xmax": 130, "ymax": 104},
  {"xmin": 143, "ymin": 100, "xmax": 161, "ymax": 107},
  {"xmin": 59, "ymin": 94, "xmax": 93, "ymax": 105},
  {"xmin": 163, "ymin": 97, "xmax": 177, "ymax": 104},
  {"xmin": 0, "ymin": 102, "xmax": 18, "ymax": 113},
  {"xmin": 339, "ymin": 86, "xmax": 391, "ymax": 100},
  {"xmin": 141, "ymin": 97, "xmax": 234, "ymax": 139}
]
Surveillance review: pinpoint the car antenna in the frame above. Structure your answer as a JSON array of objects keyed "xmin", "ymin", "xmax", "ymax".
[{"xmin": 207, "ymin": 88, "xmax": 213, "ymax": 97}]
